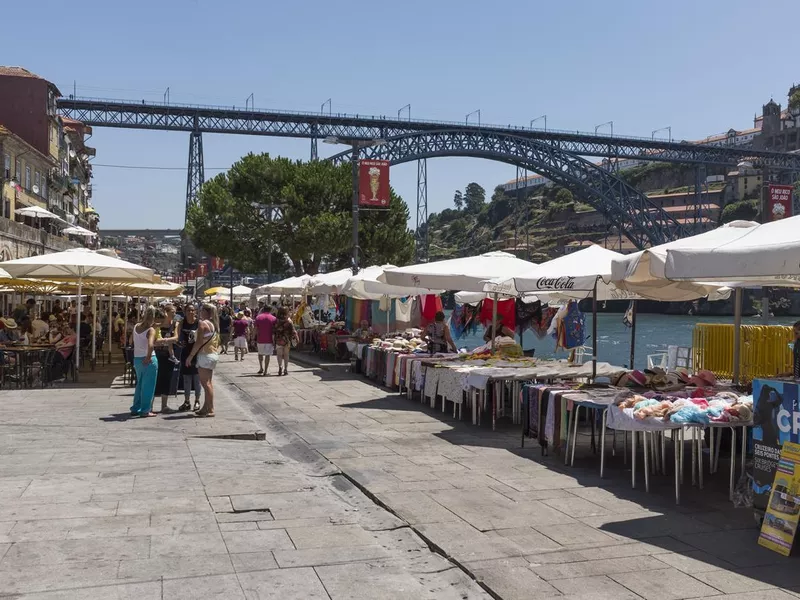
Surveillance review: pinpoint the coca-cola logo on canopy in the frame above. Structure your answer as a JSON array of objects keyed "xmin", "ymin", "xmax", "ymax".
[{"xmin": 536, "ymin": 276, "xmax": 575, "ymax": 290}]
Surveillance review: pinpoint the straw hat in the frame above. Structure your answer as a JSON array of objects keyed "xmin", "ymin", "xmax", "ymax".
[{"xmin": 1, "ymin": 318, "xmax": 18, "ymax": 329}]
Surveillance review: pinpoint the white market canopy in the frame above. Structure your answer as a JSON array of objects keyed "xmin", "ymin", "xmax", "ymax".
[
  {"xmin": 380, "ymin": 251, "xmax": 537, "ymax": 293},
  {"xmin": 483, "ymin": 244, "xmax": 639, "ymax": 301},
  {"xmin": 0, "ymin": 248, "xmax": 154, "ymax": 283},
  {"xmin": 665, "ymin": 214, "xmax": 800, "ymax": 286},
  {"xmin": 607, "ymin": 223, "xmax": 752, "ymax": 301},
  {"xmin": 340, "ymin": 265, "xmax": 443, "ymax": 300},
  {"xmin": 253, "ymin": 274, "xmax": 312, "ymax": 295},
  {"xmin": 307, "ymin": 268, "xmax": 354, "ymax": 294}
]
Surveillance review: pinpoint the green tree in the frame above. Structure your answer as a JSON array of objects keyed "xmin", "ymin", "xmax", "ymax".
[
  {"xmin": 790, "ymin": 90, "xmax": 800, "ymax": 111},
  {"xmin": 463, "ymin": 182, "xmax": 486, "ymax": 214},
  {"xmin": 554, "ymin": 188, "xmax": 574, "ymax": 205},
  {"xmin": 721, "ymin": 199, "xmax": 759, "ymax": 224},
  {"xmin": 453, "ymin": 190, "xmax": 464, "ymax": 210},
  {"xmin": 186, "ymin": 153, "xmax": 415, "ymax": 274}
]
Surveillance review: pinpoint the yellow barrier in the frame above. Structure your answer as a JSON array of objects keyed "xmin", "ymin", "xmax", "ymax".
[{"xmin": 692, "ymin": 323, "xmax": 794, "ymax": 383}]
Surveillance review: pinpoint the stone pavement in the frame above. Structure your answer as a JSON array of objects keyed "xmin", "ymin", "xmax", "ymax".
[
  {"xmin": 0, "ymin": 369, "xmax": 490, "ymax": 598},
  {"xmin": 215, "ymin": 352, "xmax": 800, "ymax": 600}
]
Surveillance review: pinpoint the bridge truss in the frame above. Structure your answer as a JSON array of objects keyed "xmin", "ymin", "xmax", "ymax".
[{"xmin": 57, "ymin": 97, "xmax": 800, "ymax": 254}]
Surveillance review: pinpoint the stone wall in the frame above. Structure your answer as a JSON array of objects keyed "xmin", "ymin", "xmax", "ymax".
[{"xmin": 0, "ymin": 218, "xmax": 76, "ymax": 260}]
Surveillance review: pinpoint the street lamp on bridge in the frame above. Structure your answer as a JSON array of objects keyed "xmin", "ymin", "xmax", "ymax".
[
  {"xmin": 323, "ymin": 136, "xmax": 387, "ymax": 275},
  {"xmin": 652, "ymin": 126, "xmax": 672, "ymax": 142},
  {"xmin": 530, "ymin": 115, "xmax": 547, "ymax": 131},
  {"xmin": 595, "ymin": 121, "xmax": 614, "ymax": 136},
  {"xmin": 466, "ymin": 110, "xmax": 481, "ymax": 126}
]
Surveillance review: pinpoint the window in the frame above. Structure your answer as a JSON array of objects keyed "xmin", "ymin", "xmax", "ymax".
[
  {"xmin": 25, "ymin": 165, "xmax": 31, "ymax": 190},
  {"xmin": 41, "ymin": 176, "xmax": 47, "ymax": 200},
  {"xmin": 15, "ymin": 159, "xmax": 21, "ymax": 181},
  {"xmin": 34, "ymin": 171, "xmax": 40, "ymax": 194},
  {"xmin": 3, "ymin": 155, "xmax": 9, "ymax": 180}
]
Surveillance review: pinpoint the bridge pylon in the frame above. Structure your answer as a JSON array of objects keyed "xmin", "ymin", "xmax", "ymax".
[
  {"xmin": 185, "ymin": 127, "xmax": 205, "ymax": 226},
  {"xmin": 415, "ymin": 159, "xmax": 428, "ymax": 262}
]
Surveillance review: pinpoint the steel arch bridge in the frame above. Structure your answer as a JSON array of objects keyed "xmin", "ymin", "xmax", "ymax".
[{"xmin": 329, "ymin": 130, "xmax": 690, "ymax": 250}]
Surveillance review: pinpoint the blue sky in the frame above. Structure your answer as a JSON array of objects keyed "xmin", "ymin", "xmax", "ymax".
[{"xmin": 5, "ymin": 0, "xmax": 797, "ymax": 229}]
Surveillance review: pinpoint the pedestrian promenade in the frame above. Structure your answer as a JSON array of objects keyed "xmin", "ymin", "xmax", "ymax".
[
  {"xmin": 218, "ymin": 352, "xmax": 800, "ymax": 600},
  {"xmin": 0, "ymin": 372, "xmax": 488, "ymax": 599}
]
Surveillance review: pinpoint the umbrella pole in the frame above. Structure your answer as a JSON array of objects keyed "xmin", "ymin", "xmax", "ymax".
[
  {"xmin": 75, "ymin": 279, "xmax": 82, "ymax": 379},
  {"xmin": 386, "ymin": 296, "xmax": 390, "ymax": 335},
  {"xmin": 733, "ymin": 287, "xmax": 743, "ymax": 385},
  {"xmin": 592, "ymin": 279, "xmax": 597, "ymax": 380},
  {"xmin": 123, "ymin": 296, "xmax": 129, "ymax": 346},
  {"xmin": 91, "ymin": 292, "xmax": 97, "ymax": 369},
  {"xmin": 107, "ymin": 285, "xmax": 113, "ymax": 363},
  {"xmin": 491, "ymin": 292, "xmax": 498, "ymax": 354},
  {"xmin": 629, "ymin": 300, "xmax": 637, "ymax": 370}
]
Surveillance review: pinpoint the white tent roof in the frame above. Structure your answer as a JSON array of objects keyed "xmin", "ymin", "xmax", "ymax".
[
  {"xmin": 665, "ymin": 215, "xmax": 800, "ymax": 286},
  {"xmin": 379, "ymin": 251, "xmax": 537, "ymax": 293},
  {"xmin": 307, "ymin": 268, "xmax": 354, "ymax": 294},
  {"xmin": 340, "ymin": 265, "xmax": 443, "ymax": 299},
  {"xmin": 483, "ymin": 245, "xmax": 639, "ymax": 301},
  {"xmin": 15, "ymin": 205, "xmax": 66, "ymax": 222},
  {"xmin": 608, "ymin": 223, "xmax": 754, "ymax": 301},
  {"xmin": 0, "ymin": 248, "xmax": 154, "ymax": 282},
  {"xmin": 253, "ymin": 274, "xmax": 312, "ymax": 295}
]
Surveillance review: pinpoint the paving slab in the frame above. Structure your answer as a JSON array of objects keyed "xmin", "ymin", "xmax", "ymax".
[
  {"xmin": 237, "ymin": 566, "xmax": 330, "ymax": 599},
  {"xmin": 609, "ymin": 567, "xmax": 720, "ymax": 600}
]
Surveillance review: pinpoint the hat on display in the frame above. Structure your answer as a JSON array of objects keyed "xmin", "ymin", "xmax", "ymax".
[
  {"xmin": 688, "ymin": 369, "xmax": 716, "ymax": 387},
  {"xmin": 628, "ymin": 370, "xmax": 647, "ymax": 387}
]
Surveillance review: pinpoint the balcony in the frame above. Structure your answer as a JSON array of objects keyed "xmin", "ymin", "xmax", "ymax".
[{"xmin": 0, "ymin": 217, "xmax": 77, "ymax": 255}]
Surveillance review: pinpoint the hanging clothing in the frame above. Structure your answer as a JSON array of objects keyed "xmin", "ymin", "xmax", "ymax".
[
  {"xmin": 532, "ymin": 307, "xmax": 558, "ymax": 339},
  {"xmin": 395, "ymin": 297, "xmax": 414, "ymax": 324},
  {"xmin": 479, "ymin": 298, "xmax": 516, "ymax": 331},
  {"xmin": 449, "ymin": 303, "xmax": 480, "ymax": 341},
  {"xmin": 515, "ymin": 299, "xmax": 542, "ymax": 334},
  {"xmin": 419, "ymin": 295, "xmax": 443, "ymax": 327},
  {"xmin": 553, "ymin": 301, "xmax": 585, "ymax": 351}
]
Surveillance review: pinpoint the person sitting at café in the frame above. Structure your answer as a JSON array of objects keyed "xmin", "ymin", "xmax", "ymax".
[
  {"xmin": 483, "ymin": 316, "xmax": 515, "ymax": 343},
  {"xmin": 51, "ymin": 325, "xmax": 77, "ymax": 380},
  {"xmin": 0, "ymin": 318, "xmax": 19, "ymax": 344},
  {"xmin": 31, "ymin": 312, "xmax": 49, "ymax": 342},
  {"xmin": 18, "ymin": 318, "xmax": 33, "ymax": 346},
  {"xmin": 49, "ymin": 321, "xmax": 63, "ymax": 345}
]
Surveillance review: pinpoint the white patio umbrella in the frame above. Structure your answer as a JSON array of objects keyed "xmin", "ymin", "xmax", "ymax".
[
  {"xmin": 609, "ymin": 223, "xmax": 748, "ymax": 302},
  {"xmin": 15, "ymin": 206, "xmax": 65, "ymax": 222},
  {"xmin": 664, "ymin": 215, "xmax": 800, "ymax": 285},
  {"xmin": 380, "ymin": 251, "xmax": 536, "ymax": 292},
  {"xmin": 62, "ymin": 226, "xmax": 97, "ymax": 237},
  {"xmin": 381, "ymin": 252, "xmax": 538, "ymax": 353},
  {"xmin": 253, "ymin": 274, "xmax": 312, "ymax": 296},
  {"xmin": 0, "ymin": 248, "xmax": 154, "ymax": 375},
  {"xmin": 307, "ymin": 268, "xmax": 354, "ymax": 295},
  {"xmin": 341, "ymin": 265, "xmax": 443, "ymax": 300}
]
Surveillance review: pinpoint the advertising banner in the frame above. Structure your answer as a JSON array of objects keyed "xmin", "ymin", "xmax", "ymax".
[
  {"xmin": 752, "ymin": 379, "xmax": 800, "ymax": 511},
  {"xmin": 768, "ymin": 184, "xmax": 793, "ymax": 221},
  {"xmin": 758, "ymin": 441, "xmax": 800, "ymax": 556},
  {"xmin": 358, "ymin": 160, "xmax": 390, "ymax": 208},
  {"xmin": 198, "ymin": 263, "xmax": 207, "ymax": 277}
]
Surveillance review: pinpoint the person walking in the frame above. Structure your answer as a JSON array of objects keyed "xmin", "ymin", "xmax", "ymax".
[
  {"xmin": 232, "ymin": 311, "xmax": 249, "ymax": 361},
  {"xmin": 185, "ymin": 303, "xmax": 220, "ymax": 417},
  {"xmin": 154, "ymin": 303, "xmax": 181, "ymax": 414},
  {"xmin": 273, "ymin": 307, "xmax": 298, "ymax": 376},
  {"xmin": 177, "ymin": 304, "xmax": 201, "ymax": 412},
  {"xmin": 254, "ymin": 304, "xmax": 277, "ymax": 376},
  {"xmin": 130, "ymin": 306, "xmax": 158, "ymax": 418},
  {"xmin": 218, "ymin": 307, "xmax": 232, "ymax": 354}
]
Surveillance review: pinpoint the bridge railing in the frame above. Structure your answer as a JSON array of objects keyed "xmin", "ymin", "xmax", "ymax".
[{"xmin": 62, "ymin": 95, "xmax": 685, "ymax": 143}]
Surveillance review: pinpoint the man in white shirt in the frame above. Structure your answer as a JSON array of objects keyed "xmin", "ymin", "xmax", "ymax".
[{"xmin": 31, "ymin": 314, "xmax": 49, "ymax": 341}]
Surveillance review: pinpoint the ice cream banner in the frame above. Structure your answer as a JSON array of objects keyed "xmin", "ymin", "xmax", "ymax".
[
  {"xmin": 758, "ymin": 441, "xmax": 800, "ymax": 556},
  {"xmin": 358, "ymin": 160, "xmax": 390, "ymax": 208}
]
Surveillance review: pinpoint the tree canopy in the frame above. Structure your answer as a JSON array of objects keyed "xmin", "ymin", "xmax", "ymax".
[{"xmin": 186, "ymin": 154, "xmax": 415, "ymax": 275}]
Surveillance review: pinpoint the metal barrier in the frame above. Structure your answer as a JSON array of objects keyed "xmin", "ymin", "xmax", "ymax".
[{"xmin": 693, "ymin": 323, "xmax": 793, "ymax": 383}]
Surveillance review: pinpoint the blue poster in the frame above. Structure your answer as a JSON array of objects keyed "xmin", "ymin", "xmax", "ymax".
[{"xmin": 753, "ymin": 379, "xmax": 800, "ymax": 510}]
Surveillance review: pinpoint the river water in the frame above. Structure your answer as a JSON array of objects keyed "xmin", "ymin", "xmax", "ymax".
[{"xmin": 451, "ymin": 312, "xmax": 798, "ymax": 370}]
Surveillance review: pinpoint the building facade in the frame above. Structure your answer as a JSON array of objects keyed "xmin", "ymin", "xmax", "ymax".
[{"xmin": 0, "ymin": 66, "xmax": 99, "ymax": 258}]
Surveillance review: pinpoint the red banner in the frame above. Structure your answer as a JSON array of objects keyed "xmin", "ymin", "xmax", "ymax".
[
  {"xmin": 358, "ymin": 160, "xmax": 390, "ymax": 208},
  {"xmin": 768, "ymin": 184, "xmax": 793, "ymax": 221},
  {"xmin": 212, "ymin": 256, "xmax": 224, "ymax": 271},
  {"xmin": 198, "ymin": 263, "xmax": 208, "ymax": 277},
  {"xmin": 188, "ymin": 269, "xmax": 196, "ymax": 280}
]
